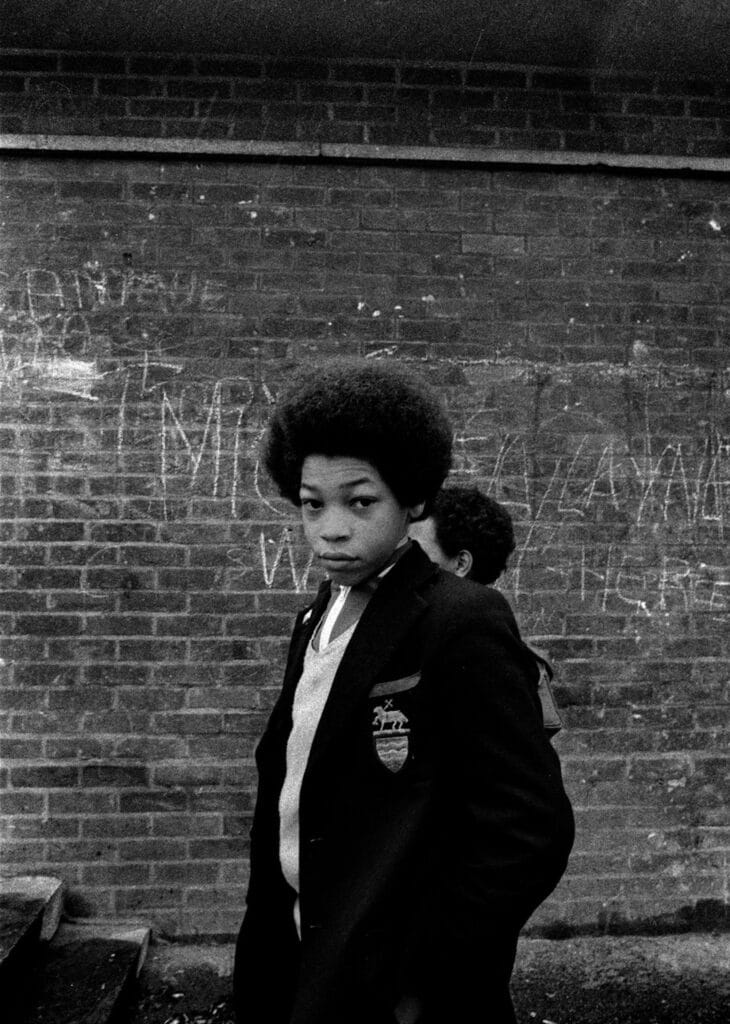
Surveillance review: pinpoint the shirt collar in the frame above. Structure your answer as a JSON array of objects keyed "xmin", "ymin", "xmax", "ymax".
[{"xmin": 336, "ymin": 537, "xmax": 412, "ymax": 596}]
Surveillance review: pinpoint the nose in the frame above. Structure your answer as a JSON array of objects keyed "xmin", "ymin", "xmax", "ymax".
[{"xmin": 319, "ymin": 508, "xmax": 351, "ymax": 542}]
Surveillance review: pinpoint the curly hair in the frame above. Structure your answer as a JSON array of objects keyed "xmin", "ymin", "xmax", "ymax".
[
  {"xmin": 263, "ymin": 359, "xmax": 453, "ymax": 514},
  {"xmin": 431, "ymin": 485, "xmax": 515, "ymax": 584}
]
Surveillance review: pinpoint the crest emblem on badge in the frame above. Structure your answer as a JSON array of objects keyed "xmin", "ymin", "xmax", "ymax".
[{"xmin": 372, "ymin": 700, "xmax": 410, "ymax": 772}]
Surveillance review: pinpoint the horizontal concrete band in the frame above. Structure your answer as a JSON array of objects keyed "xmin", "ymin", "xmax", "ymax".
[{"xmin": 1, "ymin": 133, "xmax": 728, "ymax": 174}]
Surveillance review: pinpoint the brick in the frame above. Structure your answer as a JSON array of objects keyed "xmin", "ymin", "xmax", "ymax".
[
  {"xmin": 17, "ymin": 568, "xmax": 81, "ymax": 589},
  {"xmin": 0, "ymin": 75, "xmax": 27, "ymax": 93},
  {"xmin": 265, "ymin": 58, "xmax": 328, "ymax": 80},
  {"xmin": 152, "ymin": 712, "xmax": 221, "ymax": 734},
  {"xmin": 0, "ymin": 841, "xmax": 47, "ymax": 862},
  {"xmin": 0, "ymin": 54, "xmax": 58, "ymax": 72},
  {"xmin": 115, "ymin": 737, "xmax": 185, "ymax": 759},
  {"xmin": 129, "ymin": 56, "xmax": 194, "ymax": 75},
  {"xmin": 45, "ymin": 738, "xmax": 111, "ymax": 758},
  {"xmin": 329, "ymin": 187, "xmax": 392, "ymax": 206},
  {"xmin": 463, "ymin": 234, "xmax": 525, "ymax": 255},
  {"xmin": 401, "ymin": 66, "xmax": 461, "ymax": 87},
  {"xmin": 118, "ymin": 839, "xmax": 187, "ymax": 861},
  {"xmin": 81, "ymin": 814, "xmax": 149, "ymax": 838},
  {"xmin": 82, "ymin": 864, "xmax": 152, "ymax": 885},
  {"xmin": 81, "ymin": 764, "xmax": 148, "ymax": 787},
  {"xmin": 0, "ymin": 737, "xmax": 44, "ymax": 757},
  {"xmin": 466, "ymin": 70, "xmax": 527, "ymax": 90},
  {"xmin": 153, "ymin": 764, "xmax": 223, "ymax": 787},
  {"xmin": 331, "ymin": 62, "xmax": 396, "ymax": 84},
  {"xmin": 197, "ymin": 57, "xmax": 262, "ymax": 78},
  {"xmin": 153, "ymin": 862, "xmax": 219, "ymax": 882},
  {"xmin": 115, "ymin": 887, "xmax": 183, "ymax": 910},
  {"xmin": 119, "ymin": 790, "xmax": 188, "ymax": 813},
  {"xmin": 98, "ymin": 76, "xmax": 163, "ymax": 96},
  {"xmin": 167, "ymin": 78, "xmax": 231, "ymax": 99},
  {"xmin": 189, "ymin": 837, "xmax": 246, "ymax": 859},
  {"xmin": 48, "ymin": 792, "xmax": 117, "ymax": 814},
  {"xmin": 627, "ymin": 96, "xmax": 686, "ymax": 116},
  {"xmin": 15, "ymin": 614, "xmax": 83, "ymax": 635},
  {"xmin": 185, "ymin": 885, "xmax": 246, "ymax": 907},
  {"xmin": 368, "ymin": 124, "xmax": 431, "ymax": 146},
  {"xmin": 0, "ymin": 792, "xmax": 45, "ymax": 813},
  {"xmin": 11, "ymin": 765, "xmax": 79, "ymax": 787},
  {"xmin": 114, "ymin": 640, "xmax": 187, "ymax": 663},
  {"xmin": 151, "ymin": 813, "xmax": 222, "ymax": 838},
  {"xmin": 532, "ymin": 72, "xmax": 591, "ymax": 92},
  {"xmin": 60, "ymin": 54, "xmax": 126, "ymax": 74}
]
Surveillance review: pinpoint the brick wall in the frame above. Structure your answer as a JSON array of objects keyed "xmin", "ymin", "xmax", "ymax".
[
  {"xmin": 1, "ymin": 49, "xmax": 729, "ymax": 157},
  {"xmin": 0, "ymin": 51, "xmax": 728, "ymax": 937}
]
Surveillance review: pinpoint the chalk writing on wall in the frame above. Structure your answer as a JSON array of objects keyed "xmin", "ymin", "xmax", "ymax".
[{"xmin": 1, "ymin": 265, "xmax": 727, "ymax": 628}]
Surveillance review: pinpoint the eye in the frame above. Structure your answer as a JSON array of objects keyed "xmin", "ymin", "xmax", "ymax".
[
  {"xmin": 300, "ymin": 497, "xmax": 322, "ymax": 512},
  {"xmin": 351, "ymin": 496, "xmax": 377, "ymax": 509}
]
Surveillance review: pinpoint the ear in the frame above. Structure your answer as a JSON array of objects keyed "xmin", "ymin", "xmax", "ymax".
[
  {"xmin": 453, "ymin": 549, "xmax": 473, "ymax": 578},
  {"xmin": 407, "ymin": 502, "xmax": 426, "ymax": 521}
]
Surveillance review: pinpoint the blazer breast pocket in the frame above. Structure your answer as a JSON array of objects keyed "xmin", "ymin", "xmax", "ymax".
[{"xmin": 369, "ymin": 672, "xmax": 420, "ymax": 698}]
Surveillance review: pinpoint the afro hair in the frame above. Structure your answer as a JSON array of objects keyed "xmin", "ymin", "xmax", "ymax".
[
  {"xmin": 263, "ymin": 359, "xmax": 453, "ymax": 515},
  {"xmin": 431, "ymin": 485, "xmax": 516, "ymax": 584}
]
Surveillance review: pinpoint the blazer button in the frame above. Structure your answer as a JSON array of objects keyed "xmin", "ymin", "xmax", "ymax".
[{"xmin": 308, "ymin": 835, "xmax": 324, "ymax": 843}]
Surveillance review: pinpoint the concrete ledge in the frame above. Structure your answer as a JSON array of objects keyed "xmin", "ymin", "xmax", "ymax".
[
  {"xmin": 9, "ymin": 919, "xmax": 151, "ymax": 1024},
  {"xmin": 1, "ymin": 133, "xmax": 728, "ymax": 174},
  {"xmin": 0, "ymin": 876, "xmax": 64, "ymax": 980}
]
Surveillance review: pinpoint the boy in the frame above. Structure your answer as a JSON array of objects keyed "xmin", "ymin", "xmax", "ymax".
[
  {"xmin": 408, "ymin": 485, "xmax": 516, "ymax": 587},
  {"xmin": 234, "ymin": 361, "xmax": 574, "ymax": 1024},
  {"xmin": 409, "ymin": 485, "xmax": 563, "ymax": 736}
]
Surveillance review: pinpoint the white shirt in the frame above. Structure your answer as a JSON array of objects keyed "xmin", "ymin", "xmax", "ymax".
[{"xmin": 278, "ymin": 621, "xmax": 356, "ymax": 935}]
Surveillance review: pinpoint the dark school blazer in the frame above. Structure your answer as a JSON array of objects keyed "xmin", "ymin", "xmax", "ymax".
[{"xmin": 234, "ymin": 543, "xmax": 574, "ymax": 1024}]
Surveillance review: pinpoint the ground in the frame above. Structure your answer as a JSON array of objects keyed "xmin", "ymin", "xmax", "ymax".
[{"xmin": 127, "ymin": 934, "xmax": 730, "ymax": 1024}]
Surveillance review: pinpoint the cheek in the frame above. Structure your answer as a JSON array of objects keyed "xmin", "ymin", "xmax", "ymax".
[
  {"xmin": 300, "ymin": 516, "xmax": 317, "ymax": 543},
  {"xmin": 377, "ymin": 508, "xmax": 409, "ymax": 541}
]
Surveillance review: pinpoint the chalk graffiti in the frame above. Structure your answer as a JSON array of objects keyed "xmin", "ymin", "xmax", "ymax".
[
  {"xmin": 220, "ymin": 529, "xmax": 314, "ymax": 594},
  {"xmin": 259, "ymin": 529, "xmax": 314, "ymax": 592},
  {"xmin": 517, "ymin": 545, "xmax": 729, "ymax": 618},
  {"xmin": 1, "ymin": 265, "xmax": 229, "ymax": 318},
  {"xmin": 0, "ymin": 263, "xmax": 727, "ymax": 620}
]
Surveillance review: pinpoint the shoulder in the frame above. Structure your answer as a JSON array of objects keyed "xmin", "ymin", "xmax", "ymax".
[{"xmin": 423, "ymin": 569, "xmax": 518, "ymax": 630}]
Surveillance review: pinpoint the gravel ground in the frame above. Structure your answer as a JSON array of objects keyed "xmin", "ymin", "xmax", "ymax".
[{"xmin": 127, "ymin": 933, "xmax": 730, "ymax": 1024}]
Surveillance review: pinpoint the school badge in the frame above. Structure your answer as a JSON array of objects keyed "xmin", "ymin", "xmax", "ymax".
[{"xmin": 372, "ymin": 699, "xmax": 410, "ymax": 773}]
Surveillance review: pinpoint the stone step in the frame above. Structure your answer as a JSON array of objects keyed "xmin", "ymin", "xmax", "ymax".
[
  {"xmin": 7, "ymin": 920, "xmax": 150, "ymax": 1024},
  {"xmin": 0, "ymin": 876, "xmax": 65, "ymax": 993}
]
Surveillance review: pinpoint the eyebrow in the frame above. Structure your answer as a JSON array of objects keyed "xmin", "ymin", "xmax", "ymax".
[{"xmin": 300, "ymin": 476, "xmax": 376, "ymax": 491}]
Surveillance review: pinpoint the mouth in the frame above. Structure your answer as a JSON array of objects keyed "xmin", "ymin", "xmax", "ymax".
[
  {"xmin": 317, "ymin": 553, "xmax": 360, "ymax": 574},
  {"xmin": 317, "ymin": 553, "xmax": 357, "ymax": 565}
]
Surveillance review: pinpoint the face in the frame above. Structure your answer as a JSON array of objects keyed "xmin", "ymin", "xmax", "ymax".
[
  {"xmin": 409, "ymin": 516, "xmax": 472, "ymax": 577},
  {"xmin": 299, "ymin": 455, "xmax": 424, "ymax": 587}
]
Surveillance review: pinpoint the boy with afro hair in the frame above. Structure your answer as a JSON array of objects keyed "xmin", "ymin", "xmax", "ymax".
[{"xmin": 233, "ymin": 360, "xmax": 574, "ymax": 1024}]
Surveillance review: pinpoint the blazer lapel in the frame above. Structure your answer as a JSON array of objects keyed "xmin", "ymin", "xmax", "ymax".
[
  {"xmin": 263, "ymin": 580, "xmax": 331, "ymax": 743},
  {"xmin": 304, "ymin": 546, "xmax": 436, "ymax": 777},
  {"xmin": 281, "ymin": 579, "xmax": 331, "ymax": 702}
]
